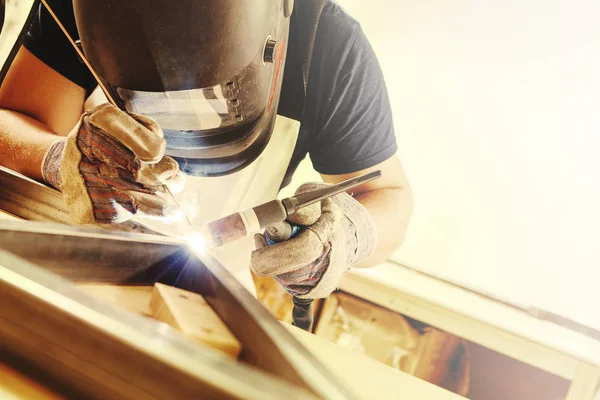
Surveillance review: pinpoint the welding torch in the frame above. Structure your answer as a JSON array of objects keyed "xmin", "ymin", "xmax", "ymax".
[{"xmin": 202, "ymin": 170, "xmax": 382, "ymax": 330}]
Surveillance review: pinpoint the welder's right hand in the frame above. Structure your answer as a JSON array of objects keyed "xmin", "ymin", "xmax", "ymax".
[{"xmin": 41, "ymin": 103, "xmax": 183, "ymax": 225}]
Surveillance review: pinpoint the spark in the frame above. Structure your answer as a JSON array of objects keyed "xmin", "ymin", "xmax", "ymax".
[{"xmin": 187, "ymin": 231, "xmax": 207, "ymax": 254}]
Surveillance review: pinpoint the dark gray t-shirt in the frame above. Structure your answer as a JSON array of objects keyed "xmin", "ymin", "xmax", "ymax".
[{"xmin": 24, "ymin": 0, "xmax": 397, "ymax": 187}]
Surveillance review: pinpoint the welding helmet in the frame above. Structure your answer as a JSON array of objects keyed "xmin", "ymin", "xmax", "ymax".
[{"xmin": 72, "ymin": 0, "xmax": 294, "ymax": 177}]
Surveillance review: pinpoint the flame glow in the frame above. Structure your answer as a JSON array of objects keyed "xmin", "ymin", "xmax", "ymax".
[{"xmin": 187, "ymin": 231, "xmax": 207, "ymax": 254}]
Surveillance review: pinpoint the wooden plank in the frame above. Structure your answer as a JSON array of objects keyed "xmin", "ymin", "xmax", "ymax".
[
  {"xmin": 76, "ymin": 284, "xmax": 154, "ymax": 317},
  {"xmin": 285, "ymin": 324, "xmax": 466, "ymax": 400},
  {"xmin": 0, "ymin": 362, "xmax": 63, "ymax": 400},
  {"xmin": 0, "ymin": 210, "xmax": 21, "ymax": 221},
  {"xmin": 314, "ymin": 294, "xmax": 339, "ymax": 336},
  {"xmin": 79, "ymin": 283, "xmax": 242, "ymax": 358},
  {"xmin": 314, "ymin": 293, "xmax": 470, "ymax": 396},
  {"xmin": 339, "ymin": 263, "xmax": 600, "ymax": 380},
  {"xmin": 566, "ymin": 362, "xmax": 600, "ymax": 400},
  {"xmin": 149, "ymin": 283, "xmax": 241, "ymax": 359}
]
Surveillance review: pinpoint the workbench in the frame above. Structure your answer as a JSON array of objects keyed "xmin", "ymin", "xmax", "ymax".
[{"xmin": 0, "ymin": 209, "xmax": 464, "ymax": 400}]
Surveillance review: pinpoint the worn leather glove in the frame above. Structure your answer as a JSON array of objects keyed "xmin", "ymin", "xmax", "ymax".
[
  {"xmin": 251, "ymin": 183, "xmax": 378, "ymax": 300},
  {"xmin": 41, "ymin": 103, "xmax": 183, "ymax": 225}
]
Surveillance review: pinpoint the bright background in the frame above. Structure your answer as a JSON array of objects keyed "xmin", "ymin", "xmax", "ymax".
[{"xmin": 303, "ymin": 0, "xmax": 599, "ymax": 332}]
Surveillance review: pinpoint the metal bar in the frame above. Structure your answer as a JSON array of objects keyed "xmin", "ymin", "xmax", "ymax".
[
  {"xmin": 0, "ymin": 220, "xmax": 185, "ymax": 282},
  {"xmin": 0, "ymin": 221, "xmax": 358, "ymax": 399},
  {"xmin": 0, "ymin": 249, "xmax": 316, "ymax": 400}
]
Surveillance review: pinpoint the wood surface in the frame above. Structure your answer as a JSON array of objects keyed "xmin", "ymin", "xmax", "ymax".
[
  {"xmin": 0, "ymin": 362, "xmax": 63, "ymax": 400},
  {"xmin": 150, "ymin": 283, "xmax": 241, "ymax": 358},
  {"xmin": 314, "ymin": 293, "xmax": 470, "ymax": 396},
  {"xmin": 284, "ymin": 324, "xmax": 465, "ymax": 400},
  {"xmin": 340, "ymin": 262, "xmax": 600, "ymax": 380},
  {"xmin": 0, "ymin": 219, "xmax": 357, "ymax": 399},
  {"xmin": 565, "ymin": 362, "xmax": 600, "ymax": 400},
  {"xmin": 78, "ymin": 283, "xmax": 465, "ymax": 400},
  {"xmin": 0, "ymin": 209, "xmax": 21, "ymax": 221},
  {"xmin": 1, "ymin": 253, "xmax": 316, "ymax": 400},
  {"xmin": 78, "ymin": 284, "xmax": 243, "ymax": 358}
]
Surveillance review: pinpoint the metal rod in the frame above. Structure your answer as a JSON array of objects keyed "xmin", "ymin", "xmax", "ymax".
[{"xmin": 282, "ymin": 170, "xmax": 382, "ymax": 215}]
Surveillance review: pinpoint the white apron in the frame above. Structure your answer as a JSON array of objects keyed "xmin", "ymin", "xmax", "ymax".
[
  {"xmin": 87, "ymin": 92, "xmax": 299, "ymax": 295},
  {"xmin": 135, "ymin": 115, "xmax": 300, "ymax": 296}
]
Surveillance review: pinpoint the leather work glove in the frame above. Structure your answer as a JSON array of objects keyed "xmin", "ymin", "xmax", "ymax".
[
  {"xmin": 251, "ymin": 183, "xmax": 378, "ymax": 300},
  {"xmin": 41, "ymin": 103, "xmax": 183, "ymax": 225}
]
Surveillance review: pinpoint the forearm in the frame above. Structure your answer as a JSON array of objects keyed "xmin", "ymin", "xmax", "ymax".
[
  {"xmin": 353, "ymin": 186, "xmax": 413, "ymax": 268},
  {"xmin": 0, "ymin": 109, "xmax": 63, "ymax": 181}
]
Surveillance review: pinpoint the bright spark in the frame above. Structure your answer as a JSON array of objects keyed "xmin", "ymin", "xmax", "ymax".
[{"xmin": 187, "ymin": 231, "xmax": 207, "ymax": 254}]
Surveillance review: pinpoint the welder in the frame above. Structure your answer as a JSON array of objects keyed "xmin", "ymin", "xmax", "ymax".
[{"xmin": 0, "ymin": 0, "xmax": 413, "ymax": 303}]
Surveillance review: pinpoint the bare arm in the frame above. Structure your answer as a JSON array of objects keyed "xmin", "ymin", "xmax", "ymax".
[
  {"xmin": 322, "ymin": 155, "xmax": 413, "ymax": 268},
  {"xmin": 0, "ymin": 47, "xmax": 86, "ymax": 180}
]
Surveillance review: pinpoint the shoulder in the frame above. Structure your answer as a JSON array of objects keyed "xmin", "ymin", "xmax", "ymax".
[
  {"xmin": 289, "ymin": 2, "xmax": 397, "ymax": 175},
  {"xmin": 297, "ymin": 1, "xmax": 381, "ymax": 93},
  {"xmin": 298, "ymin": 1, "xmax": 364, "ymax": 64},
  {"xmin": 280, "ymin": 1, "xmax": 371, "ymax": 120},
  {"xmin": 315, "ymin": 2, "xmax": 363, "ymax": 47}
]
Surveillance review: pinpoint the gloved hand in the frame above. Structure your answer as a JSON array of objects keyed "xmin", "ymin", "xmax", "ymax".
[
  {"xmin": 251, "ymin": 183, "xmax": 378, "ymax": 300},
  {"xmin": 41, "ymin": 103, "xmax": 183, "ymax": 225}
]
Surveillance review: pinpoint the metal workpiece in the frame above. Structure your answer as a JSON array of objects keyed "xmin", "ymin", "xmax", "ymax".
[
  {"xmin": 0, "ymin": 220, "xmax": 358, "ymax": 399},
  {"xmin": 0, "ymin": 166, "xmax": 163, "ymax": 235},
  {"xmin": 0, "ymin": 220, "xmax": 186, "ymax": 282}
]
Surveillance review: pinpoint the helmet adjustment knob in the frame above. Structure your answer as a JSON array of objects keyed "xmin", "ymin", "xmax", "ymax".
[{"xmin": 263, "ymin": 38, "xmax": 278, "ymax": 64}]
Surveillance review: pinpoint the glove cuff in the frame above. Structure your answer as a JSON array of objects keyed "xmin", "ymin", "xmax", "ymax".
[
  {"xmin": 294, "ymin": 181, "xmax": 378, "ymax": 266},
  {"xmin": 331, "ymin": 192, "xmax": 378, "ymax": 266},
  {"xmin": 41, "ymin": 139, "xmax": 66, "ymax": 190}
]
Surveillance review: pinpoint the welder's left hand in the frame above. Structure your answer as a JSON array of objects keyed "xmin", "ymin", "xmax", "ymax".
[
  {"xmin": 42, "ymin": 103, "xmax": 184, "ymax": 225},
  {"xmin": 251, "ymin": 183, "xmax": 378, "ymax": 300}
]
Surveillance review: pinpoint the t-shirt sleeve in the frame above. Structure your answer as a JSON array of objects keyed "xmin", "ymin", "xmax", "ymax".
[
  {"xmin": 307, "ymin": 21, "xmax": 397, "ymax": 175},
  {"xmin": 23, "ymin": 0, "xmax": 96, "ymax": 94}
]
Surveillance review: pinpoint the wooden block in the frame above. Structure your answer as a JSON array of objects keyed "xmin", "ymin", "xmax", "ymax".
[
  {"xmin": 76, "ymin": 284, "xmax": 154, "ymax": 317},
  {"xmin": 150, "ymin": 283, "xmax": 241, "ymax": 359}
]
